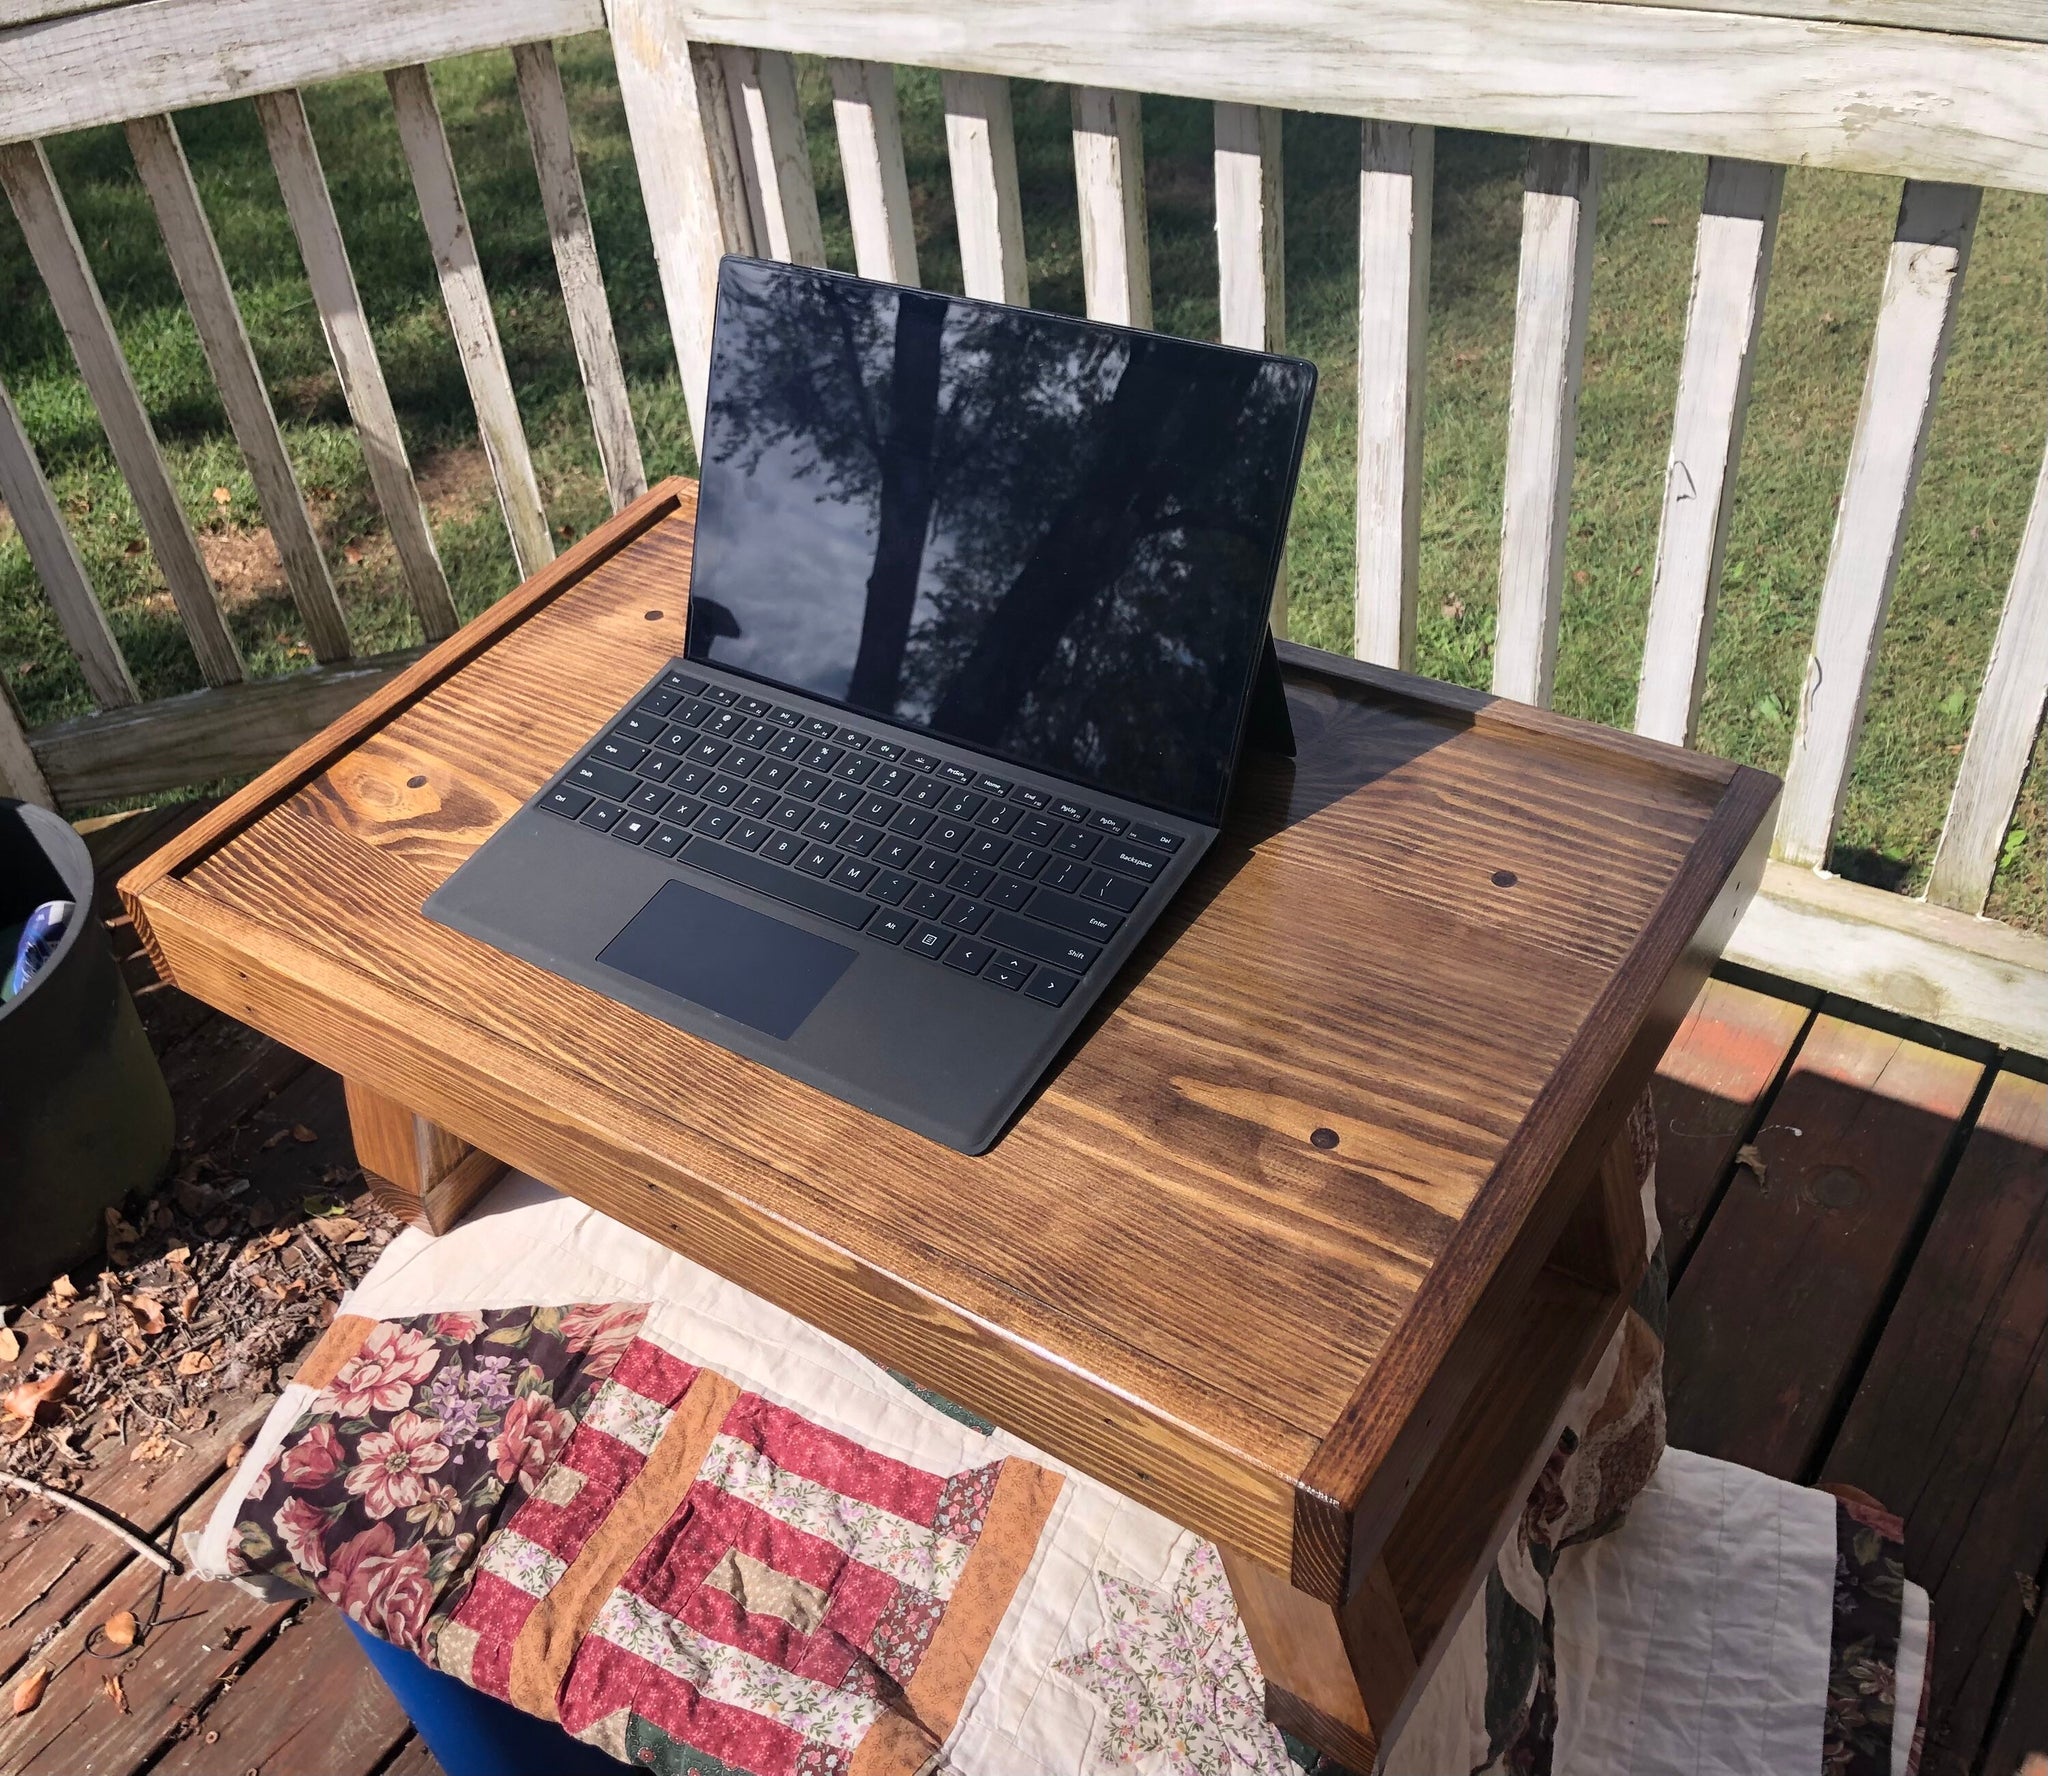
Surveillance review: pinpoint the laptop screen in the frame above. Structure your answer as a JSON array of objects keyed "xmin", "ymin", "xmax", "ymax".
[{"xmin": 686, "ymin": 259, "xmax": 1315, "ymax": 826}]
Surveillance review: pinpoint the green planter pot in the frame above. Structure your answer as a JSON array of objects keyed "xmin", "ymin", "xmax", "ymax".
[{"xmin": 0, "ymin": 801, "xmax": 174, "ymax": 1301}]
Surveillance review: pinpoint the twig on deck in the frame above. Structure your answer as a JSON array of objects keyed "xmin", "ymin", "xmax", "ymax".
[{"xmin": 0, "ymin": 1472, "xmax": 181, "ymax": 1574}]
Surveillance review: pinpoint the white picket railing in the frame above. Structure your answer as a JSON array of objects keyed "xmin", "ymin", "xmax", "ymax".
[{"xmin": 0, "ymin": 0, "xmax": 2041, "ymax": 1052}]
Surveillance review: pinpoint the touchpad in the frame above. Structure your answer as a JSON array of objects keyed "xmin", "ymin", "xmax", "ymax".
[{"xmin": 598, "ymin": 879, "xmax": 854, "ymax": 1041}]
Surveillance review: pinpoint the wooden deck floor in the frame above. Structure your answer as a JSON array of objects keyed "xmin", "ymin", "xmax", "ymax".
[{"xmin": 0, "ymin": 801, "xmax": 2040, "ymax": 1776}]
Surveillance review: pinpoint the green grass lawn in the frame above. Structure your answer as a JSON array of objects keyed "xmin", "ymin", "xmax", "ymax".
[{"xmin": 1, "ymin": 40, "xmax": 2041, "ymax": 926}]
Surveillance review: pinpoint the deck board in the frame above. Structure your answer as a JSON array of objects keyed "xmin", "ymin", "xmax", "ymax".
[
  {"xmin": 1820, "ymin": 1069, "xmax": 2048, "ymax": 1776},
  {"xmin": 1662, "ymin": 1005, "xmax": 1985, "ymax": 1478}
]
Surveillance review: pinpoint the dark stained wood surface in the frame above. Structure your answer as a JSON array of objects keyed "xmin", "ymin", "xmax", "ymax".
[
  {"xmin": 1664, "ymin": 1007, "xmax": 1984, "ymax": 1477},
  {"xmin": 1822, "ymin": 1069, "xmax": 2048, "ymax": 1776},
  {"xmin": 121, "ymin": 480, "xmax": 1776, "ymax": 1604}
]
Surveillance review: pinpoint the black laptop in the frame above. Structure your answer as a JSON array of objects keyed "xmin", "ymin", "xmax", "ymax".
[{"xmin": 426, "ymin": 258, "xmax": 1315, "ymax": 1153}]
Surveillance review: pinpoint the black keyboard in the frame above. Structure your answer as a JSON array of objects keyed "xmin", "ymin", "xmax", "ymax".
[{"xmin": 537, "ymin": 668, "xmax": 1187, "ymax": 1010}]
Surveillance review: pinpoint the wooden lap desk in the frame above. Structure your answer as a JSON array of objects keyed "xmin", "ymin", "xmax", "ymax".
[{"xmin": 122, "ymin": 480, "xmax": 1776, "ymax": 1768}]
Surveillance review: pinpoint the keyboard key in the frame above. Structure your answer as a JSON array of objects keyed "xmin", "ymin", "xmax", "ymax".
[
  {"xmin": 568, "ymin": 758, "xmax": 639, "ymax": 800},
  {"xmin": 944, "ymin": 937, "xmax": 995, "ymax": 974},
  {"xmin": 839, "ymin": 822, "xmax": 883, "ymax": 857},
  {"xmin": 911, "ymin": 850, "xmax": 953, "ymax": 882},
  {"xmin": 682, "ymin": 837, "xmax": 873, "ymax": 930},
  {"xmin": 670, "ymin": 701, "xmax": 712, "ymax": 731},
  {"xmin": 855, "ymin": 793, "xmax": 895, "ymax": 824},
  {"xmin": 795, "ymin": 843, "xmax": 838, "ymax": 877},
  {"xmin": 1085, "ymin": 870, "xmax": 1146, "ymax": 911},
  {"xmin": 701, "ymin": 684, "xmax": 737, "ymax": 705},
  {"xmin": 672, "ymin": 763, "xmax": 715, "ymax": 793},
  {"xmin": 876, "ymin": 836, "xmax": 920, "ymax": 869},
  {"xmin": 1099, "ymin": 841, "xmax": 1166, "ymax": 882},
  {"xmin": 983, "ymin": 909, "xmax": 1100, "ymax": 973},
  {"xmin": 736, "ymin": 694, "xmax": 773, "ymax": 717},
  {"xmin": 820, "ymin": 782, "xmax": 864, "ymax": 814},
  {"xmin": 753, "ymin": 758, "xmax": 794, "ymax": 790},
  {"xmin": 1055, "ymin": 827, "xmax": 1100, "ymax": 859},
  {"xmin": 988, "ymin": 875, "xmax": 1033, "ymax": 911},
  {"xmin": 937, "ymin": 761, "xmax": 976, "ymax": 787},
  {"xmin": 836, "ymin": 728, "xmax": 873, "ymax": 749},
  {"xmin": 939, "ymin": 788, "xmax": 984, "ymax": 819},
  {"xmin": 542, "ymin": 784, "xmax": 594, "ymax": 818},
  {"xmin": 664, "ymin": 794, "xmax": 705, "ymax": 828},
  {"xmin": 635, "ymin": 751, "xmax": 678, "ymax": 783},
  {"xmin": 723, "ymin": 749, "xmax": 764, "ymax": 778},
  {"xmin": 985, "ymin": 951, "xmax": 1032, "ymax": 989},
  {"xmin": 949, "ymin": 861, "xmax": 996, "ymax": 897},
  {"xmin": 762, "ymin": 831, "xmax": 804, "ymax": 866},
  {"xmin": 1011, "ymin": 785, "xmax": 1051, "ymax": 809},
  {"xmin": 870, "ymin": 739, "xmax": 904, "ymax": 761},
  {"xmin": 927, "ymin": 819, "xmax": 973, "ymax": 852},
  {"xmin": 869, "ymin": 870, "xmax": 913, "ymax": 905},
  {"xmin": 1024, "ymin": 966, "xmax": 1077, "ymax": 1006},
  {"xmin": 870, "ymin": 765, "xmax": 913, "ymax": 798},
  {"xmin": 636, "ymin": 688, "xmax": 681, "ymax": 718},
  {"xmin": 727, "ymin": 819, "xmax": 773, "ymax": 851},
  {"xmin": 1004, "ymin": 846, "xmax": 1051, "ymax": 880},
  {"xmin": 767, "ymin": 705, "xmax": 803, "ymax": 726},
  {"xmin": 905, "ymin": 885, "xmax": 952, "ymax": 920},
  {"xmin": 974, "ymin": 801, "xmax": 1023, "ymax": 834},
  {"xmin": 974, "ymin": 774, "xmax": 1012, "ymax": 797},
  {"xmin": 940, "ymin": 899, "xmax": 990, "ymax": 934},
  {"xmin": 703, "ymin": 774, "xmax": 745, "ymax": 806},
  {"xmin": 870, "ymin": 908, "xmax": 914, "ymax": 944},
  {"xmin": 769, "ymin": 797, "xmax": 811, "ymax": 830},
  {"xmin": 904, "ymin": 777, "xmax": 947, "ymax": 808},
  {"xmin": 614, "ymin": 712, "xmax": 666, "ymax": 745},
  {"xmin": 889, "ymin": 806, "xmax": 935, "ymax": 837},
  {"xmin": 803, "ymin": 811, "xmax": 847, "ymax": 843},
  {"xmin": 905, "ymin": 751, "xmax": 940, "ymax": 773},
  {"xmin": 694, "ymin": 806, "xmax": 739, "ymax": 838},
  {"xmin": 1044, "ymin": 858, "xmax": 1090, "ymax": 894},
  {"xmin": 1016, "ymin": 814, "xmax": 1059, "ymax": 847},
  {"xmin": 801, "ymin": 742, "xmax": 844, "ymax": 772},
  {"xmin": 1088, "ymin": 810, "xmax": 1128, "ymax": 836},
  {"xmin": 1051, "ymin": 799, "xmax": 1089, "ymax": 823},
  {"xmin": 906, "ymin": 923, "xmax": 952, "ymax": 961},
  {"xmin": 787, "ymin": 770, "xmax": 829, "ymax": 801},
  {"xmin": 705, "ymin": 707, "xmax": 745, "ymax": 737},
  {"xmin": 768, "ymin": 729, "xmax": 809, "ymax": 760},
  {"xmin": 630, "ymin": 784, "xmax": 674, "ymax": 815},
  {"xmin": 962, "ymin": 833, "xmax": 1009, "ymax": 866},
  {"xmin": 645, "ymin": 823, "xmax": 689, "ymax": 858},
  {"xmin": 800, "ymin": 716, "xmax": 836, "ymax": 739},
  {"xmin": 579, "ymin": 798, "xmax": 625, "ymax": 832},
  {"xmin": 662, "ymin": 670, "xmax": 707, "ymax": 694},
  {"xmin": 657, "ymin": 723, "xmax": 698, "ymax": 751},
  {"xmin": 830, "ymin": 856, "xmax": 878, "ymax": 892},
  {"xmin": 688, "ymin": 737, "xmax": 730, "ymax": 766},
  {"xmin": 1029, "ymin": 887, "xmax": 1123, "ymax": 942},
  {"xmin": 737, "ymin": 785, "xmax": 780, "ymax": 817},
  {"xmin": 737, "ymin": 720, "xmax": 778, "ymax": 749},
  {"xmin": 833, "ymin": 754, "xmax": 877, "ymax": 784}
]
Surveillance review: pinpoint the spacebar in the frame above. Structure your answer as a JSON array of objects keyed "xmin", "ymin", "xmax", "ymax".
[{"xmin": 678, "ymin": 842, "xmax": 873, "ymax": 929}]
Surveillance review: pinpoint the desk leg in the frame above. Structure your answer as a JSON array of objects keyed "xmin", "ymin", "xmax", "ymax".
[
  {"xmin": 1230, "ymin": 1122, "xmax": 1649, "ymax": 1768},
  {"xmin": 344, "ymin": 1078, "xmax": 504, "ymax": 1234}
]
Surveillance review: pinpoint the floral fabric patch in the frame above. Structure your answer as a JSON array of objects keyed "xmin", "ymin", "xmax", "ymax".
[{"xmin": 232, "ymin": 1303, "xmax": 646, "ymax": 1651}]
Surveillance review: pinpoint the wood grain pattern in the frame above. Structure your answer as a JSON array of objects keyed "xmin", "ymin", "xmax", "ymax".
[
  {"xmin": 1821, "ymin": 1068, "xmax": 2048, "ymax": 1776},
  {"xmin": 122, "ymin": 482, "xmax": 1770, "ymax": 1634},
  {"xmin": 514, "ymin": 40, "xmax": 648, "ymax": 515},
  {"xmin": 345, "ymin": 1075, "xmax": 505, "ymax": 1233},
  {"xmin": 943, "ymin": 70, "xmax": 1027, "ymax": 305},
  {"xmin": 387, "ymin": 63, "xmax": 555, "ymax": 581},
  {"xmin": 1636, "ymin": 156, "xmax": 1782, "ymax": 747},
  {"xmin": 0, "ymin": 369, "xmax": 136, "ymax": 709},
  {"xmin": 1070, "ymin": 87, "xmax": 1150, "ymax": 327},
  {"xmin": 1665, "ymin": 1008, "xmax": 1984, "ymax": 1478},
  {"xmin": 1927, "ymin": 446, "xmax": 2048, "ymax": 914},
  {"xmin": 257, "ymin": 88, "xmax": 457, "ymax": 640},
  {"xmin": 0, "ymin": 138, "xmax": 240, "ymax": 688},
  {"xmin": 829, "ymin": 59, "xmax": 919, "ymax": 286},
  {"xmin": 1352, "ymin": 119, "xmax": 1432, "ymax": 674},
  {"xmin": 1776, "ymin": 180, "xmax": 1980, "ymax": 868},
  {"xmin": 1651, "ymin": 972, "xmax": 1813, "ymax": 1273},
  {"xmin": 672, "ymin": 0, "xmax": 2048, "ymax": 194},
  {"xmin": 720, "ymin": 45, "xmax": 826, "ymax": 268},
  {"xmin": 0, "ymin": 686, "xmax": 53, "ymax": 805}
]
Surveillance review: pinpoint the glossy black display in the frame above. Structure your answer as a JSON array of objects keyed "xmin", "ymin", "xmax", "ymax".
[{"xmin": 687, "ymin": 259, "xmax": 1315, "ymax": 824}]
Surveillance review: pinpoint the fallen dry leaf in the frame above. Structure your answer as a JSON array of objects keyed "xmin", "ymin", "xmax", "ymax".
[
  {"xmin": 211, "ymin": 484, "xmax": 231, "ymax": 506},
  {"xmin": 100, "ymin": 1673, "xmax": 129, "ymax": 1713},
  {"xmin": 129, "ymin": 1434, "xmax": 174, "ymax": 1464},
  {"xmin": 225, "ymin": 1439, "xmax": 246, "ymax": 1467},
  {"xmin": 175, "ymin": 1350, "xmax": 212, "ymax": 1377},
  {"xmin": 124, "ymin": 1295, "xmax": 166, "ymax": 1337},
  {"xmin": 1735, "ymin": 1142, "xmax": 1768, "ymax": 1189},
  {"xmin": 312, "ymin": 1217, "xmax": 366, "ymax": 1247},
  {"xmin": 176, "ymin": 1288, "xmax": 200, "ymax": 1323},
  {"xmin": 102, "ymin": 1608, "xmax": 138, "ymax": 1649},
  {"xmin": 291, "ymin": 1124, "xmax": 318, "ymax": 1144},
  {"xmin": 12, "ymin": 1664, "xmax": 50, "ymax": 1715},
  {"xmin": 80, "ymin": 1328, "xmax": 101, "ymax": 1370},
  {"xmin": 163, "ymin": 1246, "xmax": 191, "ymax": 1269},
  {"xmin": 0, "ymin": 1327, "xmax": 18, "ymax": 1363},
  {"xmin": 261, "ymin": 1129, "xmax": 290, "ymax": 1150},
  {"xmin": 3, "ymin": 1370, "xmax": 72, "ymax": 1430},
  {"xmin": 51, "ymin": 1276, "xmax": 77, "ymax": 1300}
]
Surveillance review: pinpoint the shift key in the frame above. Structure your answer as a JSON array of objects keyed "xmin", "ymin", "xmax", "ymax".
[{"xmin": 982, "ymin": 909, "xmax": 1099, "ymax": 973}]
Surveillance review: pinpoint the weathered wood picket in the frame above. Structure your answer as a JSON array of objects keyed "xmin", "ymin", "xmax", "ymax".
[{"xmin": 0, "ymin": 0, "xmax": 2041, "ymax": 1051}]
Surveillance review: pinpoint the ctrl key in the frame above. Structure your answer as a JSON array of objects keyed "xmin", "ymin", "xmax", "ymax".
[
  {"xmin": 543, "ymin": 784, "xmax": 594, "ymax": 819},
  {"xmin": 1023, "ymin": 965, "xmax": 1077, "ymax": 1006}
]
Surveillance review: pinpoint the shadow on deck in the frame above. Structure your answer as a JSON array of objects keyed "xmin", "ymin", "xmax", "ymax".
[{"xmin": 0, "ymin": 800, "xmax": 2040, "ymax": 1776}]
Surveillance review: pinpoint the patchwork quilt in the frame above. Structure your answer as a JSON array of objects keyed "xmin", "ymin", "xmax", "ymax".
[{"xmin": 195, "ymin": 1113, "xmax": 1931, "ymax": 1776}]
